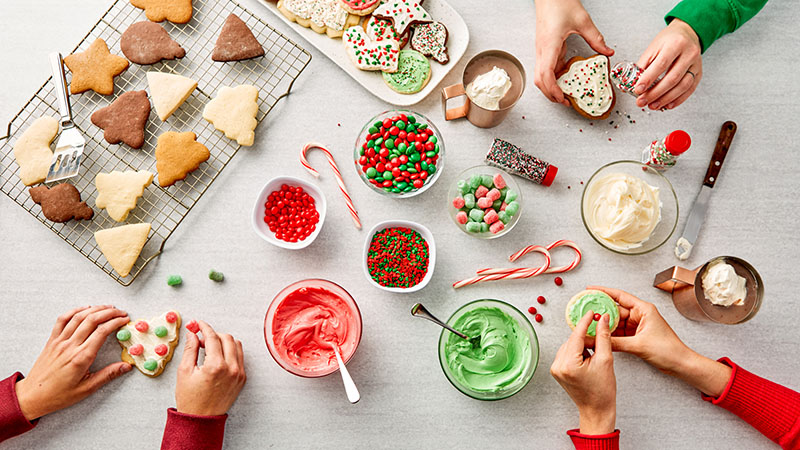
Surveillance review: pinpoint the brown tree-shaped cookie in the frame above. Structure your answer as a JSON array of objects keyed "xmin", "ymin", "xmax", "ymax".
[
  {"xmin": 30, "ymin": 183, "xmax": 94, "ymax": 223},
  {"xmin": 121, "ymin": 21, "xmax": 186, "ymax": 65},
  {"xmin": 155, "ymin": 131, "xmax": 210, "ymax": 187},
  {"xmin": 212, "ymin": 14, "xmax": 265, "ymax": 62},
  {"xmin": 91, "ymin": 91, "xmax": 151, "ymax": 149}
]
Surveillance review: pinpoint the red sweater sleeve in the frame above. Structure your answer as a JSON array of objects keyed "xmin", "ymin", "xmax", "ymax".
[
  {"xmin": 0, "ymin": 372, "xmax": 36, "ymax": 443},
  {"xmin": 703, "ymin": 358, "xmax": 800, "ymax": 450},
  {"xmin": 161, "ymin": 408, "xmax": 227, "ymax": 450},
  {"xmin": 567, "ymin": 429, "xmax": 620, "ymax": 450}
]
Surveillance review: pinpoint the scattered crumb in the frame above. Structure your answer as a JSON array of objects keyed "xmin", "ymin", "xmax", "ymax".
[
  {"xmin": 580, "ymin": 181, "xmax": 584, "ymax": 185},
  {"xmin": 567, "ymin": 185, "xmax": 571, "ymax": 189},
  {"xmin": 579, "ymin": 129, "xmax": 583, "ymax": 132},
  {"xmin": 608, "ymin": 138, "xmax": 612, "ymax": 141},
  {"xmin": 337, "ymin": 123, "xmax": 341, "ymax": 127},
  {"xmin": 522, "ymin": 115, "xmax": 526, "ymax": 119},
  {"xmin": 589, "ymin": 122, "xmax": 594, "ymax": 126}
]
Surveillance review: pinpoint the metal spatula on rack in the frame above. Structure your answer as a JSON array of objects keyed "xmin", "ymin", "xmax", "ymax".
[{"xmin": 45, "ymin": 52, "xmax": 85, "ymax": 183}]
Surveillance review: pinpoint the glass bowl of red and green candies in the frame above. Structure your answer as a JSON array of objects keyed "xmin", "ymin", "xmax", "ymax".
[
  {"xmin": 448, "ymin": 165, "xmax": 523, "ymax": 239},
  {"xmin": 354, "ymin": 110, "xmax": 444, "ymax": 198}
]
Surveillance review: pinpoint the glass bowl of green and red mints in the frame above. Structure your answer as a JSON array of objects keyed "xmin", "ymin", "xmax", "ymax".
[
  {"xmin": 354, "ymin": 110, "xmax": 444, "ymax": 198},
  {"xmin": 448, "ymin": 166, "xmax": 523, "ymax": 239}
]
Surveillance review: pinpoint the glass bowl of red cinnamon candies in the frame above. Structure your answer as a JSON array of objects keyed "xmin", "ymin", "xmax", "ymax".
[{"xmin": 354, "ymin": 110, "xmax": 444, "ymax": 198}]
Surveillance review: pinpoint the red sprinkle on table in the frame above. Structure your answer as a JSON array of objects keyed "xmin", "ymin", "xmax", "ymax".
[
  {"xmin": 534, "ymin": 314, "xmax": 543, "ymax": 323},
  {"xmin": 528, "ymin": 306, "xmax": 537, "ymax": 315},
  {"xmin": 367, "ymin": 227, "xmax": 429, "ymax": 288},
  {"xmin": 537, "ymin": 296, "xmax": 546, "ymax": 305},
  {"xmin": 263, "ymin": 184, "xmax": 319, "ymax": 243},
  {"xmin": 554, "ymin": 276, "xmax": 563, "ymax": 286}
]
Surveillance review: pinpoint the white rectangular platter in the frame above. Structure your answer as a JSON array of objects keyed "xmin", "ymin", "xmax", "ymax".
[{"xmin": 257, "ymin": 0, "xmax": 469, "ymax": 106}]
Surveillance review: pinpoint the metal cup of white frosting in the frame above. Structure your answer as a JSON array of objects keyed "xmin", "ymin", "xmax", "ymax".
[
  {"xmin": 441, "ymin": 50, "xmax": 526, "ymax": 128},
  {"xmin": 653, "ymin": 256, "xmax": 763, "ymax": 324}
]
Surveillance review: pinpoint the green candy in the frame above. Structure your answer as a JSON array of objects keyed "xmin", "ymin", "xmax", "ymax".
[
  {"xmin": 397, "ymin": 182, "xmax": 408, "ymax": 189},
  {"xmin": 434, "ymin": 143, "xmax": 440, "ymax": 153},
  {"xmin": 386, "ymin": 139, "xmax": 395, "ymax": 149},
  {"xmin": 420, "ymin": 161, "xmax": 428, "ymax": 170},
  {"xmin": 366, "ymin": 167, "xmax": 378, "ymax": 178},
  {"xmin": 500, "ymin": 187, "xmax": 508, "ymax": 201},
  {"xmin": 209, "ymin": 270, "xmax": 224, "ymax": 282},
  {"xmin": 406, "ymin": 125, "xmax": 416, "ymax": 133},
  {"xmin": 409, "ymin": 152, "xmax": 421, "ymax": 163},
  {"xmin": 398, "ymin": 143, "xmax": 407, "ymax": 153},
  {"xmin": 428, "ymin": 165, "xmax": 436, "ymax": 174},
  {"xmin": 375, "ymin": 176, "xmax": 385, "ymax": 183},
  {"xmin": 368, "ymin": 126, "xmax": 378, "ymax": 134},
  {"xmin": 465, "ymin": 222, "xmax": 481, "ymax": 233},
  {"xmin": 505, "ymin": 190, "xmax": 518, "ymax": 202},
  {"xmin": 375, "ymin": 137, "xmax": 384, "ymax": 146},
  {"xmin": 408, "ymin": 115, "xmax": 417, "ymax": 123},
  {"xmin": 373, "ymin": 121, "xmax": 382, "ymax": 128},
  {"xmin": 407, "ymin": 143, "xmax": 416, "ymax": 154},
  {"xmin": 417, "ymin": 123, "xmax": 427, "ymax": 130},
  {"xmin": 480, "ymin": 222, "xmax": 490, "ymax": 233},
  {"xmin": 428, "ymin": 136, "xmax": 438, "ymax": 144},
  {"xmin": 407, "ymin": 168, "xmax": 417, "ymax": 173},
  {"xmin": 403, "ymin": 186, "xmax": 413, "ymax": 192},
  {"xmin": 498, "ymin": 211, "xmax": 510, "ymax": 224},
  {"xmin": 143, "ymin": 359, "xmax": 158, "ymax": 372},
  {"xmin": 154, "ymin": 326, "xmax": 168, "ymax": 338},
  {"xmin": 116, "ymin": 329, "xmax": 131, "ymax": 341},
  {"xmin": 469, "ymin": 175, "xmax": 482, "ymax": 189},
  {"xmin": 480, "ymin": 175, "xmax": 493, "ymax": 188},
  {"xmin": 396, "ymin": 120, "xmax": 406, "ymax": 130},
  {"xmin": 469, "ymin": 209, "xmax": 484, "ymax": 222},
  {"xmin": 383, "ymin": 171, "xmax": 393, "ymax": 180},
  {"xmin": 492, "ymin": 199, "xmax": 503, "ymax": 210},
  {"xmin": 359, "ymin": 148, "xmax": 365, "ymax": 156},
  {"xmin": 383, "ymin": 187, "xmax": 392, "ymax": 192},
  {"xmin": 464, "ymin": 193, "xmax": 476, "ymax": 209},
  {"xmin": 506, "ymin": 201, "xmax": 520, "ymax": 216},
  {"xmin": 392, "ymin": 187, "xmax": 401, "ymax": 193},
  {"xmin": 399, "ymin": 164, "xmax": 408, "ymax": 171},
  {"xmin": 167, "ymin": 275, "xmax": 182, "ymax": 286},
  {"xmin": 426, "ymin": 151, "xmax": 436, "ymax": 158}
]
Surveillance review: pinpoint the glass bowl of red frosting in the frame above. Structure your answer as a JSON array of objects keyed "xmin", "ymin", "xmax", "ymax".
[{"xmin": 264, "ymin": 279, "xmax": 362, "ymax": 377}]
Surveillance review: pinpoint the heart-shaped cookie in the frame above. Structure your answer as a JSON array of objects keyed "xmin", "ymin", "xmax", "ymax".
[
  {"xmin": 117, "ymin": 311, "xmax": 181, "ymax": 377},
  {"xmin": 343, "ymin": 25, "xmax": 399, "ymax": 72}
]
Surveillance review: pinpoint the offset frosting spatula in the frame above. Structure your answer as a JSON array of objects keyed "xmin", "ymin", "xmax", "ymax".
[
  {"xmin": 674, "ymin": 121, "xmax": 737, "ymax": 260},
  {"xmin": 45, "ymin": 52, "xmax": 85, "ymax": 183}
]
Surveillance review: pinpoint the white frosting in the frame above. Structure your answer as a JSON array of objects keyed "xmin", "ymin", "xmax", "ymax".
[
  {"xmin": 675, "ymin": 237, "xmax": 693, "ymax": 260},
  {"xmin": 557, "ymin": 55, "xmax": 613, "ymax": 116},
  {"xmin": 118, "ymin": 311, "xmax": 179, "ymax": 375},
  {"xmin": 466, "ymin": 66, "xmax": 512, "ymax": 111},
  {"xmin": 284, "ymin": 0, "xmax": 348, "ymax": 31},
  {"xmin": 702, "ymin": 260, "xmax": 747, "ymax": 307},
  {"xmin": 584, "ymin": 173, "xmax": 661, "ymax": 251}
]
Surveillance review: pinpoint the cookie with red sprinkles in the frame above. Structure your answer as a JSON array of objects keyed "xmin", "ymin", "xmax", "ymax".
[
  {"xmin": 338, "ymin": 0, "xmax": 381, "ymax": 16},
  {"xmin": 556, "ymin": 54, "xmax": 616, "ymax": 120},
  {"xmin": 410, "ymin": 21, "xmax": 448, "ymax": 64},
  {"xmin": 372, "ymin": 0, "xmax": 432, "ymax": 36}
]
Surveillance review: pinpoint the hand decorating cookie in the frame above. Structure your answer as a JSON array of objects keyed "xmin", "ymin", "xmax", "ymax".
[
  {"xmin": 556, "ymin": 54, "xmax": 615, "ymax": 120},
  {"xmin": 120, "ymin": 21, "xmax": 185, "ymax": 65},
  {"xmin": 146, "ymin": 71, "xmax": 197, "ymax": 121},
  {"xmin": 30, "ymin": 184, "xmax": 94, "ymax": 223},
  {"xmin": 94, "ymin": 223, "xmax": 151, "ymax": 277},
  {"xmin": 343, "ymin": 25, "xmax": 399, "ymax": 72},
  {"xmin": 90, "ymin": 90, "xmax": 151, "ymax": 149},
  {"xmin": 63, "ymin": 38, "xmax": 129, "ymax": 95},
  {"xmin": 12, "ymin": 116, "xmax": 58, "ymax": 186},
  {"xmin": 202, "ymin": 85, "xmax": 259, "ymax": 146},
  {"xmin": 212, "ymin": 13, "xmax": 265, "ymax": 62},
  {"xmin": 565, "ymin": 290, "xmax": 620, "ymax": 337},
  {"xmin": 130, "ymin": 0, "xmax": 193, "ymax": 24},
  {"xmin": 117, "ymin": 311, "xmax": 181, "ymax": 377},
  {"xmin": 382, "ymin": 49, "xmax": 430, "ymax": 94},
  {"xmin": 155, "ymin": 131, "xmax": 210, "ymax": 187},
  {"xmin": 278, "ymin": 0, "xmax": 359, "ymax": 38},
  {"xmin": 372, "ymin": 0, "xmax": 432, "ymax": 36},
  {"xmin": 338, "ymin": 0, "xmax": 381, "ymax": 16},
  {"xmin": 410, "ymin": 21, "xmax": 448, "ymax": 64},
  {"xmin": 95, "ymin": 170, "xmax": 154, "ymax": 222}
]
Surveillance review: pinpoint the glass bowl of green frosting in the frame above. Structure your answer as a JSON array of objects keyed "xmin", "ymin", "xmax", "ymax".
[{"xmin": 438, "ymin": 299, "xmax": 539, "ymax": 400}]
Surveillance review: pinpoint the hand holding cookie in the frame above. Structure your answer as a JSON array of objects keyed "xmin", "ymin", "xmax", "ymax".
[
  {"xmin": 175, "ymin": 321, "xmax": 246, "ymax": 416},
  {"xmin": 533, "ymin": 0, "xmax": 613, "ymax": 105},
  {"xmin": 14, "ymin": 306, "xmax": 133, "ymax": 421},
  {"xmin": 550, "ymin": 309, "xmax": 616, "ymax": 435},
  {"xmin": 634, "ymin": 19, "xmax": 702, "ymax": 110}
]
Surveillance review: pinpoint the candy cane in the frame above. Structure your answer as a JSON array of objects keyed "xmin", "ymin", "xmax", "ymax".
[
  {"xmin": 453, "ymin": 246, "xmax": 551, "ymax": 289},
  {"xmin": 300, "ymin": 142, "xmax": 361, "ymax": 229},
  {"xmin": 543, "ymin": 240, "xmax": 582, "ymax": 274}
]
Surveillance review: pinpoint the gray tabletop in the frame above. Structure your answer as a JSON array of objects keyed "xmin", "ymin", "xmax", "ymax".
[{"xmin": 0, "ymin": 0, "xmax": 797, "ymax": 449}]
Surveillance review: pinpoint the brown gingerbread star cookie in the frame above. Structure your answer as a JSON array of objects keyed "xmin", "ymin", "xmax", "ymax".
[
  {"xmin": 121, "ymin": 21, "xmax": 186, "ymax": 65},
  {"xmin": 155, "ymin": 131, "xmax": 210, "ymax": 187},
  {"xmin": 212, "ymin": 14, "xmax": 265, "ymax": 62},
  {"xmin": 63, "ymin": 39, "xmax": 129, "ymax": 95},
  {"xmin": 30, "ymin": 183, "xmax": 94, "ymax": 223},
  {"xmin": 91, "ymin": 90, "xmax": 151, "ymax": 149},
  {"xmin": 130, "ymin": 0, "xmax": 193, "ymax": 24}
]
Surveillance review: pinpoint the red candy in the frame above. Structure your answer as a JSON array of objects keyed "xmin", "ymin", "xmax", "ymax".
[
  {"xmin": 554, "ymin": 276, "xmax": 563, "ymax": 286},
  {"xmin": 534, "ymin": 314, "xmax": 543, "ymax": 323},
  {"xmin": 452, "ymin": 197, "xmax": 465, "ymax": 209},
  {"xmin": 135, "ymin": 321, "xmax": 148, "ymax": 332},
  {"xmin": 128, "ymin": 344, "xmax": 144, "ymax": 356},
  {"xmin": 186, "ymin": 320, "xmax": 200, "ymax": 334},
  {"xmin": 475, "ymin": 185, "xmax": 489, "ymax": 199},
  {"xmin": 528, "ymin": 306, "xmax": 537, "ymax": 315},
  {"xmin": 455, "ymin": 211, "xmax": 468, "ymax": 224},
  {"xmin": 165, "ymin": 312, "xmax": 178, "ymax": 323},
  {"xmin": 593, "ymin": 313, "xmax": 601, "ymax": 321},
  {"xmin": 263, "ymin": 184, "xmax": 319, "ymax": 243},
  {"xmin": 154, "ymin": 344, "xmax": 168, "ymax": 356},
  {"xmin": 537, "ymin": 296, "xmax": 546, "ymax": 304}
]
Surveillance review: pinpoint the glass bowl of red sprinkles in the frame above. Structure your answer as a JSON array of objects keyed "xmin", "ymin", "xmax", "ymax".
[
  {"xmin": 354, "ymin": 110, "xmax": 445, "ymax": 198},
  {"xmin": 251, "ymin": 176, "xmax": 327, "ymax": 250},
  {"xmin": 362, "ymin": 220, "xmax": 436, "ymax": 293}
]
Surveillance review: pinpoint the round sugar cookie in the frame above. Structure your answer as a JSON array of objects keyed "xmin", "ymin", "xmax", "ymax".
[
  {"xmin": 382, "ymin": 49, "xmax": 430, "ymax": 95},
  {"xmin": 565, "ymin": 289, "xmax": 620, "ymax": 337}
]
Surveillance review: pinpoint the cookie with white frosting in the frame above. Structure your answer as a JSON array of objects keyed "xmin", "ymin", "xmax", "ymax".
[
  {"xmin": 556, "ymin": 55, "xmax": 615, "ymax": 120},
  {"xmin": 117, "ymin": 311, "xmax": 181, "ymax": 377}
]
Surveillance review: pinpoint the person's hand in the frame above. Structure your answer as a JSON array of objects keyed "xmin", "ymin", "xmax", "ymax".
[
  {"xmin": 634, "ymin": 19, "xmax": 702, "ymax": 110},
  {"xmin": 14, "ymin": 305, "xmax": 133, "ymax": 421},
  {"xmin": 550, "ymin": 310, "xmax": 616, "ymax": 435},
  {"xmin": 175, "ymin": 321, "xmax": 246, "ymax": 416},
  {"xmin": 589, "ymin": 286, "xmax": 732, "ymax": 397},
  {"xmin": 534, "ymin": 0, "xmax": 614, "ymax": 106}
]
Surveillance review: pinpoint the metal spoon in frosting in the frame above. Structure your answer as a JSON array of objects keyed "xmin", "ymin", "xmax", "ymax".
[{"xmin": 411, "ymin": 303, "xmax": 480, "ymax": 346}]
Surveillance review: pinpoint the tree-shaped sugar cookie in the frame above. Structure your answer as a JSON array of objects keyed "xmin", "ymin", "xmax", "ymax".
[
  {"xmin": 117, "ymin": 310, "xmax": 181, "ymax": 377},
  {"xmin": 95, "ymin": 170, "xmax": 154, "ymax": 222},
  {"xmin": 94, "ymin": 222, "xmax": 151, "ymax": 277},
  {"xmin": 202, "ymin": 85, "xmax": 259, "ymax": 146},
  {"xmin": 12, "ymin": 116, "xmax": 58, "ymax": 186},
  {"xmin": 155, "ymin": 131, "xmax": 210, "ymax": 187}
]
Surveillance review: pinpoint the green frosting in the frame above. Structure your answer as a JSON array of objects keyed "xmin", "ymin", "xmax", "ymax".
[
  {"xmin": 143, "ymin": 359, "xmax": 158, "ymax": 372},
  {"xmin": 116, "ymin": 329, "xmax": 131, "ymax": 341},
  {"xmin": 154, "ymin": 326, "xmax": 168, "ymax": 338},
  {"xmin": 568, "ymin": 292, "xmax": 619, "ymax": 337},
  {"xmin": 444, "ymin": 307, "xmax": 532, "ymax": 393},
  {"xmin": 382, "ymin": 50, "xmax": 431, "ymax": 94}
]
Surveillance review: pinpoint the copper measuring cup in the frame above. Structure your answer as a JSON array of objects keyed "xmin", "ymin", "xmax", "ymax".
[
  {"xmin": 653, "ymin": 256, "xmax": 763, "ymax": 324},
  {"xmin": 441, "ymin": 50, "xmax": 526, "ymax": 128}
]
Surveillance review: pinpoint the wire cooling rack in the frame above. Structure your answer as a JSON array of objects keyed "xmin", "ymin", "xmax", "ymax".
[{"xmin": 0, "ymin": 0, "xmax": 311, "ymax": 285}]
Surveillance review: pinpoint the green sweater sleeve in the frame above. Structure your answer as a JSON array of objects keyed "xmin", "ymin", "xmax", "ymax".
[{"xmin": 665, "ymin": 0, "xmax": 768, "ymax": 52}]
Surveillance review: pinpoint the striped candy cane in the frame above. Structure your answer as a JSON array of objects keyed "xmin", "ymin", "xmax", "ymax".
[
  {"xmin": 511, "ymin": 240, "xmax": 582, "ymax": 273},
  {"xmin": 300, "ymin": 142, "xmax": 361, "ymax": 229},
  {"xmin": 453, "ymin": 246, "xmax": 551, "ymax": 289}
]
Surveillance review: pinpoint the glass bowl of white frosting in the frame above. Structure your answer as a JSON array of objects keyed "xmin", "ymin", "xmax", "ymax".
[{"xmin": 581, "ymin": 160, "xmax": 678, "ymax": 255}]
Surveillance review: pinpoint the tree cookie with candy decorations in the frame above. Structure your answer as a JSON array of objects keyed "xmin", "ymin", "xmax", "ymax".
[
  {"xmin": 343, "ymin": 25, "xmax": 400, "ymax": 72},
  {"xmin": 556, "ymin": 54, "xmax": 615, "ymax": 120},
  {"xmin": 278, "ymin": 0, "xmax": 359, "ymax": 38},
  {"xmin": 372, "ymin": 0, "xmax": 432, "ymax": 36},
  {"xmin": 339, "ymin": 0, "xmax": 381, "ymax": 16},
  {"xmin": 410, "ymin": 21, "xmax": 448, "ymax": 64},
  {"xmin": 117, "ymin": 311, "xmax": 181, "ymax": 377}
]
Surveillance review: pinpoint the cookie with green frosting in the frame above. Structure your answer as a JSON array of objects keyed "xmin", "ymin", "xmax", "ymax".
[
  {"xmin": 382, "ymin": 49, "xmax": 430, "ymax": 94},
  {"xmin": 565, "ymin": 290, "xmax": 620, "ymax": 337}
]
